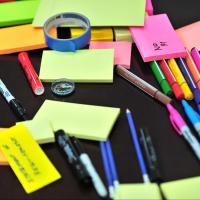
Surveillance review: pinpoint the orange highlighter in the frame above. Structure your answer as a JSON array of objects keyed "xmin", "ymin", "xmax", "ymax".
[
  {"xmin": 185, "ymin": 49, "xmax": 200, "ymax": 90},
  {"xmin": 167, "ymin": 59, "xmax": 193, "ymax": 100}
]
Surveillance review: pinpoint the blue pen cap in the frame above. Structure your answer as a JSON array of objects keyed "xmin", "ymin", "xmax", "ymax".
[{"xmin": 193, "ymin": 89, "xmax": 200, "ymax": 104}]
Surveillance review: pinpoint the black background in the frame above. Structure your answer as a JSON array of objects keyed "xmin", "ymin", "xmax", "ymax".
[{"xmin": 0, "ymin": 0, "xmax": 200, "ymax": 199}]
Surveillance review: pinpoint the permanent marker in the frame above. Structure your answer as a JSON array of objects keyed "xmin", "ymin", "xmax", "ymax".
[
  {"xmin": 55, "ymin": 130, "xmax": 91, "ymax": 185},
  {"xmin": 166, "ymin": 104, "xmax": 200, "ymax": 160},
  {"xmin": 71, "ymin": 137, "xmax": 107, "ymax": 198},
  {"xmin": 167, "ymin": 59, "xmax": 193, "ymax": 100},
  {"xmin": 149, "ymin": 61, "xmax": 172, "ymax": 96},
  {"xmin": 191, "ymin": 47, "xmax": 200, "ymax": 72},
  {"xmin": 159, "ymin": 59, "xmax": 184, "ymax": 100},
  {"xmin": 0, "ymin": 79, "xmax": 27, "ymax": 120}
]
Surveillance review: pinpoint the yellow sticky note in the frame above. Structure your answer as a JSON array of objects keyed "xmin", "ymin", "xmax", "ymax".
[
  {"xmin": 113, "ymin": 27, "xmax": 133, "ymax": 43},
  {"xmin": 160, "ymin": 176, "xmax": 200, "ymax": 199},
  {"xmin": 0, "ymin": 128, "xmax": 9, "ymax": 165},
  {"xmin": 70, "ymin": 27, "xmax": 113, "ymax": 41},
  {"xmin": 114, "ymin": 183, "xmax": 162, "ymax": 200},
  {"xmin": 33, "ymin": 100, "xmax": 120, "ymax": 141},
  {"xmin": 0, "ymin": 124, "xmax": 61, "ymax": 193}
]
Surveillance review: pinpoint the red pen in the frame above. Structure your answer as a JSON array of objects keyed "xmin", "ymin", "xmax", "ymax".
[
  {"xmin": 18, "ymin": 52, "xmax": 44, "ymax": 95},
  {"xmin": 159, "ymin": 60, "xmax": 184, "ymax": 100}
]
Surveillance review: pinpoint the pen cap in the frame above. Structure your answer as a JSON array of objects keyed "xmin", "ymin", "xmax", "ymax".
[
  {"xmin": 193, "ymin": 89, "xmax": 200, "ymax": 104},
  {"xmin": 180, "ymin": 83, "xmax": 194, "ymax": 100},
  {"xmin": 160, "ymin": 79, "xmax": 173, "ymax": 97},
  {"xmin": 171, "ymin": 84, "xmax": 184, "ymax": 100}
]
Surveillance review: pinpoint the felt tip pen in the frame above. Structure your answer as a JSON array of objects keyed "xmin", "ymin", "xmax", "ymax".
[
  {"xmin": 139, "ymin": 128, "xmax": 161, "ymax": 182},
  {"xmin": 185, "ymin": 49, "xmax": 200, "ymax": 90},
  {"xmin": 167, "ymin": 59, "xmax": 193, "ymax": 100},
  {"xmin": 0, "ymin": 79, "xmax": 27, "ymax": 120},
  {"xmin": 159, "ymin": 59, "xmax": 184, "ymax": 100},
  {"xmin": 166, "ymin": 104, "xmax": 200, "ymax": 160},
  {"xmin": 116, "ymin": 65, "xmax": 172, "ymax": 105},
  {"xmin": 55, "ymin": 130, "xmax": 91, "ymax": 185},
  {"xmin": 176, "ymin": 58, "xmax": 200, "ymax": 111},
  {"xmin": 71, "ymin": 137, "xmax": 107, "ymax": 198},
  {"xmin": 191, "ymin": 47, "xmax": 200, "ymax": 72},
  {"xmin": 150, "ymin": 61, "xmax": 173, "ymax": 96},
  {"xmin": 182, "ymin": 100, "xmax": 200, "ymax": 138}
]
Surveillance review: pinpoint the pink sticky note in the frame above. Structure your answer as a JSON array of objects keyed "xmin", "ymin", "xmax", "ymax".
[
  {"xmin": 129, "ymin": 14, "xmax": 186, "ymax": 62},
  {"xmin": 146, "ymin": 0, "xmax": 153, "ymax": 16},
  {"xmin": 176, "ymin": 21, "xmax": 200, "ymax": 51},
  {"xmin": 89, "ymin": 41, "xmax": 132, "ymax": 69}
]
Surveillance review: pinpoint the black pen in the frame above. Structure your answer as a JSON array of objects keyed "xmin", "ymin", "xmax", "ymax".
[
  {"xmin": 139, "ymin": 128, "xmax": 162, "ymax": 182},
  {"xmin": 54, "ymin": 130, "xmax": 91, "ymax": 185},
  {"xmin": 0, "ymin": 79, "xmax": 27, "ymax": 120},
  {"xmin": 71, "ymin": 137, "xmax": 107, "ymax": 198}
]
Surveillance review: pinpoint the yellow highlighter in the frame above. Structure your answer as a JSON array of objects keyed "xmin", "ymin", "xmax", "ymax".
[{"xmin": 167, "ymin": 59, "xmax": 193, "ymax": 100}]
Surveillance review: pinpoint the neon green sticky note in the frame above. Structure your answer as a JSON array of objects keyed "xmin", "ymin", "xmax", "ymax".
[
  {"xmin": 17, "ymin": 118, "xmax": 55, "ymax": 144},
  {"xmin": 33, "ymin": 0, "xmax": 146, "ymax": 27},
  {"xmin": 39, "ymin": 49, "xmax": 114, "ymax": 83},
  {"xmin": 0, "ymin": 0, "xmax": 40, "ymax": 27},
  {"xmin": 161, "ymin": 176, "xmax": 200, "ymax": 199},
  {"xmin": 33, "ymin": 100, "xmax": 120, "ymax": 141},
  {"xmin": 114, "ymin": 183, "xmax": 162, "ymax": 200},
  {"xmin": 0, "ymin": 124, "xmax": 61, "ymax": 193}
]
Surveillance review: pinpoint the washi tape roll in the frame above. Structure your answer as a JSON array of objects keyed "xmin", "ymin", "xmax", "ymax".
[{"xmin": 43, "ymin": 12, "xmax": 91, "ymax": 52}]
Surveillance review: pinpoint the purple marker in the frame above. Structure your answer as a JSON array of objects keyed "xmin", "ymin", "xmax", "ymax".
[{"xmin": 191, "ymin": 47, "xmax": 200, "ymax": 72}]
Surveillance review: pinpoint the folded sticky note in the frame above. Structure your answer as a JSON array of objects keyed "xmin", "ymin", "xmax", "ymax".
[
  {"xmin": 39, "ymin": 49, "xmax": 114, "ymax": 83},
  {"xmin": 33, "ymin": 0, "xmax": 146, "ymax": 27},
  {"xmin": 146, "ymin": 0, "xmax": 154, "ymax": 16},
  {"xmin": 113, "ymin": 27, "xmax": 133, "ymax": 43},
  {"xmin": 71, "ymin": 27, "xmax": 114, "ymax": 41},
  {"xmin": 161, "ymin": 176, "xmax": 200, "ymax": 199},
  {"xmin": 0, "ymin": 24, "xmax": 47, "ymax": 55},
  {"xmin": 129, "ymin": 14, "xmax": 186, "ymax": 62},
  {"xmin": 114, "ymin": 183, "xmax": 162, "ymax": 200},
  {"xmin": 33, "ymin": 100, "xmax": 120, "ymax": 141},
  {"xmin": 0, "ymin": 0, "xmax": 39, "ymax": 27},
  {"xmin": 176, "ymin": 21, "xmax": 200, "ymax": 51},
  {"xmin": 89, "ymin": 42, "xmax": 132, "ymax": 69},
  {"xmin": 0, "ymin": 124, "xmax": 61, "ymax": 193},
  {"xmin": 0, "ymin": 128, "xmax": 8, "ymax": 165}
]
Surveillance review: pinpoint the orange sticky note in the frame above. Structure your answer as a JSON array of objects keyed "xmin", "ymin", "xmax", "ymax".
[
  {"xmin": 176, "ymin": 21, "xmax": 200, "ymax": 51},
  {"xmin": 0, "ymin": 24, "xmax": 56, "ymax": 55},
  {"xmin": 0, "ymin": 128, "xmax": 8, "ymax": 165}
]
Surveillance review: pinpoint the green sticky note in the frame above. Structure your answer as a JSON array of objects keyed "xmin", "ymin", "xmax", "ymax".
[
  {"xmin": 161, "ymin": 176, "xmax": 200, "ymax": 199},
  {"xmin": 33, "ymin": 100, "xmax": 120, "ymax": 141},
  {"xmin": 114, "ymin": 183, "xmax": 162, "ymax": 200},
  {"xmin": 39, "ymin": 49, "xmax": 114, "ymax": 83},
  {"xmin": 17, "ymin": 119, "xmax": 55, "ymax": 144},
  {"xmin": 33, "ymin": 0, "xmax": 146, "ymax": 27},
  {"xmin": 0, "ymin": 0, "xmax": 40, "ymax": 27}
]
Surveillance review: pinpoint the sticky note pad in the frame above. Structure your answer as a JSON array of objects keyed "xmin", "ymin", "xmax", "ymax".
[
  {"xmin": 33, "ymin": 0, "xmax": 146, "ymax": 27},
  {"xmin": 114, "ymin": 183, "xmax": 162, "ymax": 200},
  {"xmin": 0, "ymin": 24, "xmax": 47, "ymax": 55},
  {"xmin": 39, "ymin": 49, "xmax": 114, "ymax": 83},
  {"xmin": 0, "ymin": 0, "xmax": 39, "ymax": 27},
  {"xmin": 71, "ymin": 28, "xmax": 113, "ymax": 41},
  {"xmin": 0, "ymin": 124, "xmax": 61, "ymax": 193},
  {"xmin": 33, "ymin": 100, "xmax": 120, "ymax": 141},
  {"xmin": 161, "ymin": 176, "xmax": 200, "ymax": 199},
  {"xmin": 89, "ymin": 42, "xmax": 132, "ymax": 69},
  {"xmin": 113, "ymin": 27, "xmax": 133, "ymax": 43},
  {"xmin": 129, "ymin": 14, "xmax": 186, "ymax": 62},
  {"xmin": 176, "ymin": 21, "xmax": 200, "ymax": 51},
  {"xmin": 0, "ymin": 128, "xmax": 8, "ymax": 165}
]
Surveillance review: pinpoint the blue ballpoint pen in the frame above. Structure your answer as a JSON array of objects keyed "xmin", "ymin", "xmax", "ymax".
[
  {"xmin": 176, "ymin": 58, "xmax": 200, "ymax": 112},
  {"xmin": 182, "ymin": 100, "xmax": 200, "ymax": 137}
]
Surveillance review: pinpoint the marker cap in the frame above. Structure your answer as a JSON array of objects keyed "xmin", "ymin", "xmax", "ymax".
[
  {"xmin": 193, "ymin": 89, "xmax": 200, "ymax": 104},
  {"xmin": 160, "ymin": 79, "xmax": 173, "ymax": 96},
  {"xmin": 180, "ymin": 83, "xmax": 194, "ymax": 100},
  {"xmin": 172, "ymin": 83, "xmax": 184, "ymax": 100}
]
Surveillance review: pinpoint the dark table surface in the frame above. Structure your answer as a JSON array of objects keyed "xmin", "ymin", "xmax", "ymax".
[{"xmin": 0, "ymin": 0, "xmax": 200, "ymax": 199}]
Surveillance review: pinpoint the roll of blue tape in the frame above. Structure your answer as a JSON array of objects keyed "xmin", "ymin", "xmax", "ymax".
[{"xmin": 43, "ymin": 12, "xmax": 91, "ymax": 52}]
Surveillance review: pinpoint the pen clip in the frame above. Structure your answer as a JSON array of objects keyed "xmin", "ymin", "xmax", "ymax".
[{"xmin": 169, "ymin": 115, "xmax": 182, "ymax": 136}]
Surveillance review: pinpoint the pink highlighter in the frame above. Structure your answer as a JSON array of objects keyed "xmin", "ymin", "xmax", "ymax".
[
  {"xmin": 191, "ymin": 47, "xmax": 200, "ymax": 72},
  {"xmin": 166, "ymin": 103, "xmax": 200, "ymax": 160}
]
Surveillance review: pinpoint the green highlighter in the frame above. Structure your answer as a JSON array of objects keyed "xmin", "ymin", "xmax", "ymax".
[{"xmin": 150, "ymin": 61, "xmax": 173, "ymax": 96}]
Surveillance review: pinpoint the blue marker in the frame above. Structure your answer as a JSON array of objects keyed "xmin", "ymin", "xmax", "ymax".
[
  {"xmin": 100, "ymin": 142, "xmax": 114, "ymax": 199},
  {"xmin": 126, "ymin": 109, "xmax": 150, "ymax": 184},
  {"xmin": 105, "ymin": 140, "xmax": 119, "ymax": 189},
  {"xmin": 182, "ymin": 100, "xmax": 200, "ymax": 137},
  {"xmin": 176, "ymin": 58, "xmax": 200, "ymax": 112}
]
